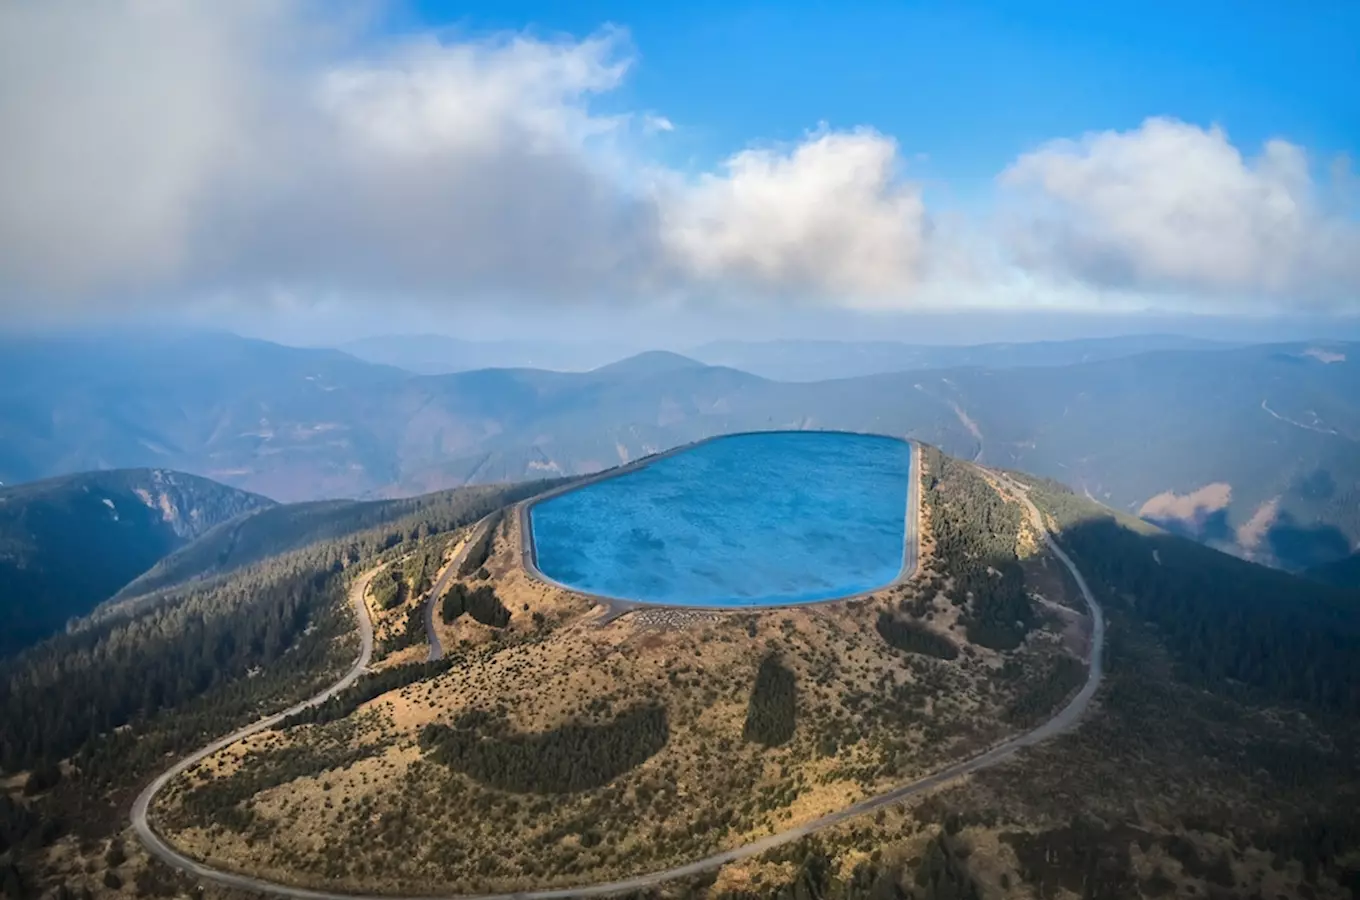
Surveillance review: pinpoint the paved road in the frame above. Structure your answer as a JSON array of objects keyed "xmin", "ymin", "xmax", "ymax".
[
  {"xmin": 132, "ymin": 470, "xmax": 1104, "ymax": 900},
  {"xmin": 423, "ymin": 517, "xmax": 495, "ymax": 662},
  {"xmin": 131, "ymin": 566, "xmax": 379, "ymax": 888}
]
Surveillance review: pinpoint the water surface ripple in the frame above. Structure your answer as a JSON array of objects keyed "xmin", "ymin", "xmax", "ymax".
[{"xmin": 529, "ymin": 432, "xmax": 911, "ymax": 607}]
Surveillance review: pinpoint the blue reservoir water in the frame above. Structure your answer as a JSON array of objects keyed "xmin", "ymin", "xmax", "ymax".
[{"xmin": 528, "ymin": 431, "xmax": 912, "ymax": 607}]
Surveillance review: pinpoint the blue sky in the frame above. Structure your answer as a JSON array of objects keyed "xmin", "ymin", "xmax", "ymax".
[
  {"xmin": 0, "ymin": 1, "xmax": 1357, "ymax": 341},
  {"xmin": 401, "ymin": 0, "xmax": 1359, "ymax": 189}
]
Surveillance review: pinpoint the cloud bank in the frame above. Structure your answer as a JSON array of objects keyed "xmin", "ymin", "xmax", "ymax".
[
  {"xmin": 1001, "ymin": 118, "xmax": 1360, "ymax": 306},
  {"xmin": 658, "ymin": 128, "xmax": 927, "ymax": 303},
  {"xmin": 0, "ymin": 3, "xmax": 1355, "ymax": 320}
]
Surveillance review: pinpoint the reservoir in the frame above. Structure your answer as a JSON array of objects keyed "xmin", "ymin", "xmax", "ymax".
[{"xmin": 527, "ymin": 431, "xmax": 913, "ymax": 607}]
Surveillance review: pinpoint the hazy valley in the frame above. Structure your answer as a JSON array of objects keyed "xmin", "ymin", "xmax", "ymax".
[{"xmin": 3, "ymin": 333, "xmax": 1356, "ymax": 572}]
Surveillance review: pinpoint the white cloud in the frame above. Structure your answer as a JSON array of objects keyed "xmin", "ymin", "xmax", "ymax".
[
  {"xmin": 225, "ymin": 25, "xmax": 661, "ymax": 299},
  {"xmin": 316, "ymin": 29, "xmax": 629, "ymax": 157},
  {"xmin": 1, "ymin": 6, "xmax": 1352, "ymax": 322},
  {"xmin": 1000, "ymin": 117, "xmax": 1360, "ymax": 305},
  {"xmin": 657, "ymin": 128, "xmax": 927, "ymax": 304},
  {"xmin": 0, "ymin": 1, "xmax": 284, "ymax": 299},
  {"xmin": 0, "ymin": 2, "xmax": 937, "ymax": 317},
  {"xmin": 642, "ymin": 114, "xmax": 675, "ymax": 134}
]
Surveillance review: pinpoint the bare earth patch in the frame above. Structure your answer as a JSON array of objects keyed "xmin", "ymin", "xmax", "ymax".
[
  {"xmin": 1236, "ymin": 496, "xmax": 1281, "ymax": 555},
  {"xmin": 1138, "ymin": 482, "xmax": 1232, "ymax": 525}
]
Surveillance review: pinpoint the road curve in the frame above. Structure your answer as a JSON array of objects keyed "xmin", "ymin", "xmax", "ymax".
[
  {"xmin": 131, "ymin": 566, "xmax": 378, "ymax": 882},
  {"xmin": 132, "ymin": 474, "xmax": 1105, "ymax": 900},
  {"xmin": 424, "ymin": 516, "xmax": 496, "ymax": 662}
]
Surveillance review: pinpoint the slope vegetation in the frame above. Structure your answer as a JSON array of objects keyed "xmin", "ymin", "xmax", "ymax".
[
  {"xmin": 141, "ymin": 448, "xmax": 1093, "ymax": 895},
  {"xmin": 1306, "ymin": 552, "xmax": 1360, "ymax": 589},
  {"xmin": 695, "ymin": 478, "xmax": 1360, "ymax": 900},
  {"xmin": 0, "ymin": 477, "xmax": 537, "ymax": 899},
  {"xmin": 1015, "ymin": 474, "xmax": 1360, "ymax": 712},
  {"xmin": 0, "ymin": 469, "xmax": 272, "ymax": 656},
  {"xmin": 113, "ymin": 482, "xmax": 558, "ymax": 606},
  {"xmin": 2, "ymin": 450, "xmax": 1358, "ymax": 900}
]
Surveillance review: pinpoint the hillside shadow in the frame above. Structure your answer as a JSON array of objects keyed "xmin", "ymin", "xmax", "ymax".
[
  {"xmin": 1141, "ymin": 507, "xmax": 1234, "ymax": 546},
  {"xmin": 1040, "ymin": 506, "xmax": 1360, "ymax": 715},
  {"xmin": 1265, "ymin": 512, "xmax": 1352, "ymax": 571},
  {"xmin": 1291, "ymin": 468, "xmax": 1337, "ymax": 501}
]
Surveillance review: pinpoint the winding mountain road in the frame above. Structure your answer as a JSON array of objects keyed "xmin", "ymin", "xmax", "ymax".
[
  {"xmin": 131, "ymin": 474, "xmax": 1105, "ymax": 900},
  {"xmin": 424, "ymin": 516, "xmax": 496, "ymax": 662},
  {"xmin": 130, "ymin": 566, "xmax": 379, "ymax": 887}
]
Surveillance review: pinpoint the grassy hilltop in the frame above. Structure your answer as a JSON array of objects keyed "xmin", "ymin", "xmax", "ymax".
[{"xmin": 0, "ymin": 448, "xmax": 1356, "ymax": 900}]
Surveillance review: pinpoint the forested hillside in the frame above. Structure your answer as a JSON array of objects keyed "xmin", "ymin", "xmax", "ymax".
[
  {"xmin": 919, "ymin": 447, "xmax": 1035, "ymax": 650},
  {"xmin": 0, "ymin": 470, "xmax": 272, "ymax": 657},
  {"xmin": 3, "ymin": 445, "xmax": 1356, "ymax": 899},
  {"xmin": 0, "ymin": 478, "xmax": 543, "ymax": 896},
  {"xmin": 128, "ymin": 443, "xmax": 1085, "ymax": 896},
  {"xmin": 1018, "ymin": 474, "xmax": 1360, "ymax": 713},
  {"xmin": 636, "ymin": 465, "xmax": 1360, "ymax": 900},
  {"xmin": 112, "ymin": 482, "xmax": 556, "ymax": 607},
  {"xmin": 1306, "ymin": 552, "xmax": 1360, "ymax": 589}
]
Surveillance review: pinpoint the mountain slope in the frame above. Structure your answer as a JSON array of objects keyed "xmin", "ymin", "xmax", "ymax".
[
  {"xmin": 0, "ymin": 331, "xmax": 408, "ymax": 500},
  {"xmin": 588, "ymin": 350, "xmax": 708, "ymax": 377},
  {"xmin": 340, "ymin": 334, "xmax": 639, "ymax": 374},
  {"xmin": 0, "ymin": 469, "xmax": 273, "ymax": 656},
  {"xmin": 404, "ymin": 342, "xmax": 1359, "ymax": 569},
  {"xmin": 0, "ymin": 478, "xmax": 545, "ymax": 774},
  {"xmin": 1306, "ymin": 552, "xmax": 1360, "ymax": 588},
  {"xmin": 924, "ymin": 343, "xmax": 1360, "ymax": 569},
  {"xmin": 112, "ymin": 480, "xmax": 558, "ymax": 607},
  {"xmin": 1019, "ymin": 472, "xmax": 1360, "ymax": 711},
  {"xmin": 0, "ymin": 450, "xmax": 1357, "ymax": 898}
]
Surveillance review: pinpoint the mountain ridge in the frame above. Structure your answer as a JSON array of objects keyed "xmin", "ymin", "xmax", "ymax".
[
  {"xmin": 3, "ymin": 332, "xmax": 1356, "ymax": 569},
  {"xmin": 689, "ymin": 333, "xmax": 1239, "ymax": 380},
  {"xmin": 0, "ymin": 468, "xmax": 274, "ymax": 656}
]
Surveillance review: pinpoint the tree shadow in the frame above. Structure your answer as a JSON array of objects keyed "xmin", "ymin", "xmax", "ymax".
[
  {"xmin": 1026, "ymin": 483, "xmax": 1360, "ymax": 715},
  {"xmin": 1142, "ymin": 507, "xmax": 1234, "ymax": 546},
  {"xmin": 1265, "ymin": 511, "xmax": 1351, "ymax": 571}
]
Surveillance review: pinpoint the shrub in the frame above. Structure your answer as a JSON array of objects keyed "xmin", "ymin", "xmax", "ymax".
[
  {"xmin": 875, "ymin": 613, "xmax": 959, "ymax": 660},
  {"xmin": 422, "ymin": 704, "xmax": 669, "ymax": 793},
  {"xmin": 743, "ymin": 655, "xmax": 797, "ymax": 747}
]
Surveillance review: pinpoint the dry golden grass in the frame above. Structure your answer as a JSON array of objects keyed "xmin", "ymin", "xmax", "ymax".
[{"xmin": 152, "ymin": 470, "xmax": 1084, "ymax": 895}]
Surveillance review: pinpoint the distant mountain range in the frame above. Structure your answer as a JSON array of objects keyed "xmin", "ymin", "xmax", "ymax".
[
  {"xmin": 341, "ymin": 334, "xmax": 642, "ymax": 375},
  {"xmin": 3, "ymin": 331, "xmax": 1356, "ymax": 570},
  {"xmin": 687, "ymin": 334, "xmax": 1233, "ymax": 381},
  {"xmin": 0, "ymin": 469, "xmax": 271, "ymax": 655},
  {"xmin": 340, "ymin": 332, "xmax": 1229, "ymax": 380}
]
